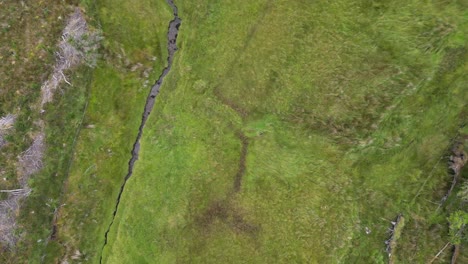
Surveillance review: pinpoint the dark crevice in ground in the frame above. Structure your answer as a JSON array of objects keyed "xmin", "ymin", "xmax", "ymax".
[
  {"xmin": 98, "ymin": 1, "xmax": 181, "ymax": 262},
  {"xmin": 211, "ymin": 1, "xmax": 274, "ymax": 193},
  {"xmin": 233, "ymin": 132, "xmax": 249, "ymax": 192},
  {"xmin": 385, "ymin": 214, "xmax": 405, "ymax": 264}
]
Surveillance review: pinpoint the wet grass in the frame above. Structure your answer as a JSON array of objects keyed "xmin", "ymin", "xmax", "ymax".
[{"xmin": 100, "ymin": 0, "xmax": 467, "ymax": 263}]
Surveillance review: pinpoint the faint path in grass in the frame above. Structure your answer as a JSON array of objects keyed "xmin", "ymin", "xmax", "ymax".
[
  {"xmin": 213, "ymin": 0, "xmax": 273, "ymax": 118},
  {"xmin": 192, "ymin": 2, "xmax": 276, "ymax": 237},
  {"xmin": 212, "ymin": 0, "xmax": 274, "ymax": 193},
  {"xmin": 233, "ymin": 132, "xmax": 249, "ymax": 192},
  {"xmin": 194, "ymin": 131, "xmax": 253, "ymax": 236},
  {"xmin": 99, "ymin": 1, "xmax": 181, "ymax": 262}
]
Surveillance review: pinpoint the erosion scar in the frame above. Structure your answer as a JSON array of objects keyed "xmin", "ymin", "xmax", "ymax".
[{"xmin": 98, "ymin": 1, "xmax": 181, "ymax": 263}]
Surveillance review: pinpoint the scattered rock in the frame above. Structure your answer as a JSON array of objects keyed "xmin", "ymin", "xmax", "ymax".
[
  {"xmin": 0, "ymin": 114, "xmax": 16, "ymax": 131},
  {"xmin": 385, "ymin": 214, "xmax": 405, "ymax": 264},
  {"xmin": 441, "ymin": 141, "xmax": 467, "ymax": 205},
  {"xmin": 365, "ymin": 226, "xmax": 371, "ymax": 235},
  {"xmin": 71, "ymin": 249, "xmax": 82, "ymax": 260},
  {"xmin": 0, "ymin": 114, "xmax": 15, "ymax": 149},
  {"xmin": 449, "ymin": 142, "xmax": 467, "ymax": 176}
]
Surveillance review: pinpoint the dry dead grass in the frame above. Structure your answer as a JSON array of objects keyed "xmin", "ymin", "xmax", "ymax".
[
  {"xmin": 0, "ymin": 132, "xmax": 42, "ymax": 247},
  {"xmin": 0, "ymin": 7, "xmax": 100, "ymax": 248},
  {"xmin": 0, "ymin": 114, "xmax": 15, "ymax": 149},
  {"xmin": 41, "ymin": 8, "xmax": 101, "ymax": 107}
]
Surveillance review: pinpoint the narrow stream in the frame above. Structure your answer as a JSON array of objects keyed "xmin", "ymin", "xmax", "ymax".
[{"xmin": 99, "ymin": 1, "xmax": 181, "ymax": 262}]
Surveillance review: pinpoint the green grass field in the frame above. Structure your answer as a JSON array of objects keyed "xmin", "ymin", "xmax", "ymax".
[
  {"xmin": 1, "ymin": 0, "xmax": 467, "ymax": 263},
  {"xmin": 100, "ymin": 0, "xmax": 467, "ymax": 263},
  {"xmin": 47, "ymin": 1, "xmax": 173, "ymax": 262}
]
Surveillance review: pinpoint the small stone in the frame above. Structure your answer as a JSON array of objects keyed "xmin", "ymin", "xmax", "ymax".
[{"xmin": 365, "ymin": 227, "xmax": 371, "ymax": 234}]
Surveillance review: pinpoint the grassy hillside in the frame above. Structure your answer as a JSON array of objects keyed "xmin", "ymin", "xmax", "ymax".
[
  {"xmin": 43, "ymin": 0, "xmax": 172, "ymax": 263},
  {"xmin": 101, "ymin": 0, "xmax": 468, "ymax": 263},
  {"xmin": 3, "ymin": 0, "xmax": 465, "ymax": 263}
]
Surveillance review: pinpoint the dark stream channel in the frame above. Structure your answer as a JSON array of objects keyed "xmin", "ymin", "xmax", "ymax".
[{"xmin": 99, "ymin": 1, "xmax": 181, "ymax": 261}]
